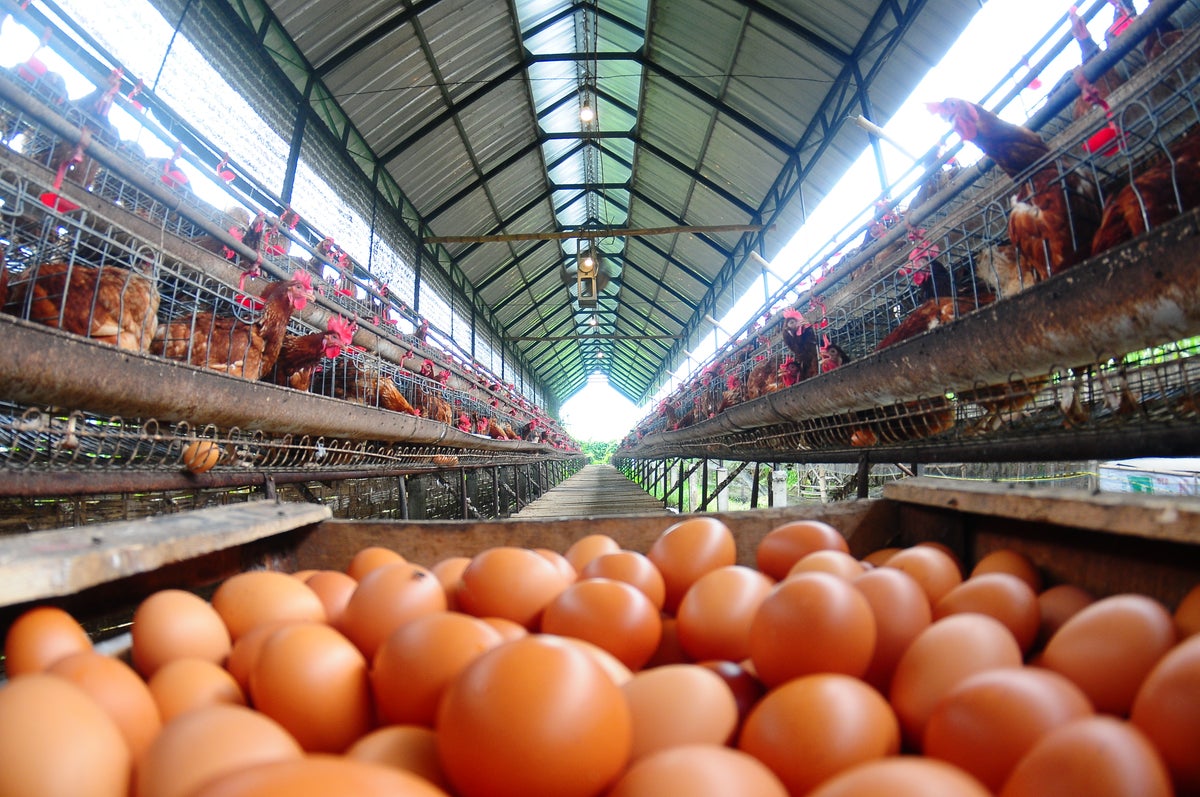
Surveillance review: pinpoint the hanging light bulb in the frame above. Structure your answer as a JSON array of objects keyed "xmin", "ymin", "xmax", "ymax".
[
  {"xmin": 579, "ymin": 102, "xmax": 595, "ymax": 123},
  {"xmin": 589, "ymin": 314, "xmax": 599, "ymax": 327}
]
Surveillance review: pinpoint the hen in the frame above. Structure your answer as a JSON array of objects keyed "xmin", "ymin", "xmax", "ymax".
[
  {"xmin": 5, "ymin": 259, "xmax": 160, "ymax": 352},
  {"xmin": 314, "ymin": 357, "xmax": 421, "ymax": 416},
  {"xmin": 781, "ymin": 309, "xmax": 821, "ymax": 382},
  {"xmin": 151, "ymin": 271, "xmax": 313, "ymax": 379},
  {"xmin": 928, "ymin": 98, "xmax": 1102, "ymax": 287},
  {"xmin": 268, "ymin": 316, "xmax": 357, "ymax": 391},
  {"xmin": 413, "ymin": 359, "xmax": 454, "ymax": 425},
  {"xmin": 1091, "ymin": 127, "xmax": 1200, "ymax": 254}
]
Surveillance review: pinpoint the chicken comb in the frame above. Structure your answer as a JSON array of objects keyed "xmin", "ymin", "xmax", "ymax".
[
  {"xmin": 292, "ymin": 270, "xmax": 314, "ymax": 291},
  {"xmin": 782, "ymin": 308, "xmax": 804, "ymax": 321},
  {"xmin": 326, "ymin": 315, "xmax": 357, "ymax": 345}
]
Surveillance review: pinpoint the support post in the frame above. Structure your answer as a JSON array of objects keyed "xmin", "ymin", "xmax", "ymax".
[
  {"xmin": 460, "ymin": 468, "xmax": 469, "ymax": 520},
  {"xmin": 856, "ymin": 454, "xmax": 872, "ymax": 499},
  {"xmin": 715, "ymin": 464, "xmax": 729, "ymax": 511},
  {"xmin": 398, "ymin": 474, "xmax": 409, "ymax": 520},
  {"xmin": 750, "ymin": 462, "xmax": 761, "ymax": 509},
  {"xmin": 701, "ymin": 458, "xmax": 709, "ymax": 513},
  {"xmin": 771, "ymin": 468, "xmax": 789, "ymax": 508},
  {"xmin": 678, "ymin": 459, "xmax": 685, "ymax": 513}
]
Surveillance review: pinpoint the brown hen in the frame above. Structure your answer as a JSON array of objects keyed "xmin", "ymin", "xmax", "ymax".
[
  {"xmin": 269, "ymin": 316, "xmax": 357, "ymax": 391},
  {"xmin": 151, "ymin": 272, "xmax": 312, "ymax": 379}
]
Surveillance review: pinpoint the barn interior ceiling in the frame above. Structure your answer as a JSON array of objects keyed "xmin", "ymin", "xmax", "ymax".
[{"xmin": 205, "ymin": 0, "xmax": 982, "ymax": 405}]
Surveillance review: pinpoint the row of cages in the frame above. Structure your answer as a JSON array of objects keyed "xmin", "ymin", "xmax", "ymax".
[
  {"xmin": 621, "ymin": 6, "xmax": 1200, "ymax": 464},
  {"xmin": 0, "ymin": 60, "xmax": 576, "ymax": 483}
]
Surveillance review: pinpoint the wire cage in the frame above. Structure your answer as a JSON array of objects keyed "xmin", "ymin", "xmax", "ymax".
[{"xmin": 623, "ymin": 11, "xmax": 1200, "ymax": 464}]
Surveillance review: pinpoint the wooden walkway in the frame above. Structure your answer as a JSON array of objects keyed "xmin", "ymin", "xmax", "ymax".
[{"xmin": 514, "ymin": 464, "xmax": 668, "ymax": 519}]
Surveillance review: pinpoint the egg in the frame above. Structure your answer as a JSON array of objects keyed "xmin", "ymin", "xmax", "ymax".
[
  {"xmin": 371, "ymin": 611, "xmax": 503, "ymax": 726},
  {"xmin": 999, "ymin": 716, "xmax": 1173, "ymax": 797},
  {"xmin": 553, "ymin": 636, "xmax": 635, "ymax": 686},
  {"xmin": 889, "ymin": 613, "xmax": 1023, "ymax": 749},
  {"xmin": 181, "ymin": 440, "xmax": 221, "ymax": 474},
  {"xmin": 607, "ymin": 744, "xmax": 788, "ymax": 797},
  {"xmin": 807, "ymin": 758, "xmax": 991, "ymax": 797},
  {"xmin": 934, "ymin": 573, "xmax": 1040, "ymax": 654},
  {"xmin": 429, "ymin": 557, "xmax": 471, "ymax": 610},
  {"xmin": 188, "ymin": 755, "xmax": 452, "ymax": 797},
  {"xmin": 580, "ymin": 550, "xmax": 667, "ymax": 610},
  {"xmin": 345, "ymin": 546, "xmax": 406, "ymax": 581},
  {"xmin": 249, "ymin": 622, "xmax": 372, "ymax": 753},
  {"xmin": 455, "ymin": 547, "xmax": 569, "ymax": 630},
  {"xmin": 563, "ymin": 534, "xmax": 621, "ymax": 572},
  {"xmin": 47, "ymin": 650, "xmax": 162, "ymax": 760},
  {"xmin": 225, "ymin": 621, "xmax": 294, "ymax": 695},
  {"xmin": 749, "ymin": 572, "xmax": 876, "ymax": 687},
  {"xmin": 923, "ymin": 667, "xmax": 1093, "ymax": 791},
  {"xmin": 621, "ymin": 664, "xmax": 739, "ymax": 760},
  {"xmin": 339, "ymin": 562, "xmax": 447, "ymax": 659},
  {"xmin": 540, "ymin": 578, "xmax": 662, "ymax": 670},
  {"xmin": 3, "ymin": 605, "xmax": 92, "ymax": 677},
  {"xmin": 534, "ymin": 548, "xmax": 577, "ymax": 584},
  {"xmin": 885, "ymin": 546, "xmax": 963, "ymax": 605},
  {"xmin": 304, "ymin": 570, "xmax": 358, "ymax": 628},
  {"xmin": 0, "ymin": 673, "xmax": 131, "ymax": 797},
  {"xmin": 675, "ymin": 565, "xmax": 773, "ymax": 662},
  {"xmin": 148, "ymin": 657, "xmax": 246, "ymax": 722},
  {"xmin": 852, "ymin": 567, "xmax": 932, "ymax": 692},
  {"xmin": 697, "ymin": 659, "xmax": 766, "ymax": 729},
  {"xmin": 131, "ymin": 588, "xmax": 232, "ymax": 677},
  {"xmin": 1174, "ymin": 582, "xmax": 1200, "ymax": 639},
  {"xmin": 648, "ymin": 517, "xmax": 737, "ymax": 614},
  {"xmin": 478, "ymin": 616, "xmax": 528, "ymax": 643},
  {"xmin": 346, "ymin": 725, "xmax": 451, "ymax": 792},
  {"xmin": 644, "ymin": 615, "xmax": 690, "ymax": 667},
  {"xmin": 788, "ymin": 550, "xmax": 866, "ymax": 580},
  {"xmin": 755, "ymin": 520, "xmax": 848, "ymax": 581},
  {"xmin": 436, "ymin": 634, "xmax": 632, "ymax": 797},
  {"xmin": 738, "ymin": 673, "xmax": 899, "ymax": 795},
  {"xmin": 210, "ymin": 571, "xmax": 326, "ymax": 641},
  {"xmin": 1034, "ymin": 584, "xmax": 1095, "ymax": 650},
  {"xmin": 1130, "ymin": 634, "xmax": 1200, "ymax": 794},
  {"xmin": 971, "ymin": 549, "xmax": 1043, "ymax": 592},
  {"xmin": 1041, "ymin": 593, "xmax": 1176, "ymax": 715}
]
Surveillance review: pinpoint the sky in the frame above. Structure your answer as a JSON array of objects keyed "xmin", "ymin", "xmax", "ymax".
[{"xmin": 0, "ymin": 0, "xmax": 1132, "ymax": 443}]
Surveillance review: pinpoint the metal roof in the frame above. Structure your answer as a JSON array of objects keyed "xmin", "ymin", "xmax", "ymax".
[{"xmin": 224, "ymin": 0, "xmax": 982, "ymax": 404}]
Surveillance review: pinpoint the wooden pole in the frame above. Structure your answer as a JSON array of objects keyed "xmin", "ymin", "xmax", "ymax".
[{"xmin": 425, "ymin": 223, "xmax": 770, "ymax": 245}]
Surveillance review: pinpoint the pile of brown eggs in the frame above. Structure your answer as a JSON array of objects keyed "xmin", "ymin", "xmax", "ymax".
[{"xmin": 1, "ymin": 516, "xmax": 1199, "ymax": 797}]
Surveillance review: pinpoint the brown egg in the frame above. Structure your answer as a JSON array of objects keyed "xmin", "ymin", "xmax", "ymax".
[
  {"xmin": 972, "ymin": 549, "xmax": 1042, "ymax": 593},
  {"xmin": 0, "ymin": 674, "xmax": 130, "ymax": 797},
  {"xmin": 934, "ymin": 573, "xmax": 1041, "ymax": 654},
  {"xmin": 47, "ymin": 650, "xmax": 162, "ymax": 760},
  {"xmin": 371, "ymin": 612, "xmax": 503, "ymax": 726},
  {"xmin": 564, "ymin": 533, "xmax": 622, "ymax": 572},
  {"xmin": 430, "ymin": 557, "xmax": 471, "ymax": 610},
  {"xmin": 648, "ymin": 517, "xmax": 737, "ymax": 614},
  {"xmin": 250, "ymin": 622, "xmax": 372, "ymax": 753},
  {"xmin": 189, "ymin": 755, "xmax": 451, "ymax": 797},
  {"xmin": 340, "ymin": 562, "xmax": 447, "ymax": 659},
  {"xmin": 697, "ymin": 659, "xmax": 767, "ymax": 729},
  {"xmin": 3, "ymin": 605, "xmax": 92, "ymax": 677},
  {"xmin": 1035, "ymin": 584, "xmax": 1095, "ymax": 650},
  {"xmin": 644, "ymin": 615, "xmax": 690, "ymax": 667},
  {"xmin": 749, "ymin": 572, "xmax": 876, "ymax": 687},
  {"xmin": 225, "ymin": 621, "xmax": 294, "ymax": 695},
  {"xmin": 554, "ymin": 635, "xmax": 636, "ymax": 686},
  {"xmin": 999, "ymin": 716, "xmax": 1173, "ymax": 797},
  {"xmin": 608, "ymin": 744, "xmax": 788, "ymax": 797},
  {"xmin": 455, "ymin": 547, "xmax": 569, "ymax": 630},
  {"xmin": 148, "ymin": 657, "xmax": 246, "ymax": 722},
  {"xmin": 788, "ymin": 550, "xmax": 866, "ymax": 580},
  {"xmin": 889, "ymin": 614, "xmax": 1024, "ymax": 749},
  {"xmin": 621, "ymin": 664, "xmax": 739, "ymax": 760},
  {"xmin": 541, "ymin": 578, "xmax": 662, "ymax": 670},
  {"xmin": 1041, "ymin": 594, "xmax": 1176, "ymax": 715},
  {"xmin": 1173, "ymin": 582, "xmax": 1200, "ymax": 639},
  {"xmin": 210, "ymin": 571, "xmax": 326, "ymax": 641},
  {"xmin": 132, "ymin": 589, "xmax": 232, "ymax": 678},
  {"xmin": 580, "ymin": 550, "xmax": 667, "ymax": 610},
  {"xmin": 346, "ymin": 725, "xmax": 451, "ymax": 792},
  {"xmin": 852, "ymin": 567, "xmax": 932, "ymax": 692},
  {"xmin": 478, "ymin": 616, "xmax": 529, "ymax": 643},
  {"xmin": 885, "ymin": 546, "xmax": 963, "ymax": 605},
  {"xmin": 181, "ymin": 440, "xmax": 221, "ymax": 474},
  {"xmin": 924, "ymin": 667, "xmax": 1094, "ymax": 791},
  {"xmin": 534, "ymin": 548, "xmax": 578, "ymax": 584},
  {"xmin": 1130, "ymin": 634, "xmax": 1200, "ymax": 794},
  {"xmin": 739, "ymin": 674, "xmax": 899, "ymax": 795},
  {"xmin": 862, "ymin": 547, "xmax": 901, "ymax": 567},
  {"xmin": 346, "ymin": 546, "xmax": 406, "ymax": 581},
  {"xmin": 755, "ymin": 520, "xmax": 848, "ymax": 582},
  {"xmin": 136, "ymin": 704, "xmax": 303, "ymax": 797},
  {"xmin": 808, "ymin": 757, "xmax": 992, "ymax": 797},
  {"xmin": 304, "ymin": 570, "xmax": 358, "ymax": 628},
  {"xmin": 676, "ymin": 565, "xmax": 773, "ymax": 663}
]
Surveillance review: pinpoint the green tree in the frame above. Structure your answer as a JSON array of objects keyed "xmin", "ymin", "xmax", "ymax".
[{"xmin": 578, "ymin": 440, "xmax": 618, "ymax": 464}]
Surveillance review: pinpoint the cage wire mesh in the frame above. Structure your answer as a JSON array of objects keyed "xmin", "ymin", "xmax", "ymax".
[{"xmin": 624, "ymin": 18, "xmax": 1200, "ymax": 463}]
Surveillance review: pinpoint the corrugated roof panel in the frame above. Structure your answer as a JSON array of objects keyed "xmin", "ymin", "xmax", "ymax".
[
  {"xmin": 456, "ymin": 83, "xmax": 539, "ymax": 170},
  {"xmin": 435, "ymin": 190, "xmax": 496, "ymax": 244},
  {"xmin": 516, "ymin": 1, "xmax": 574, "ymax": 41},
  {"xmin": 699, "ymin": 118, "xmax": 788, "ymax": 205},
  {"xmin": 647, "ymin": 0, "xmax": 746, "ymax": 99},
  {"xmin": 481, "ymin": 156, "xmax": 554, "ymax": 224},
  {"xmin": 639, "ymin": 79, "xmax": 714, "ymax": 165},
  {"xmin": 419, "ymin": 0, "xmax": 521, "ymax": 103},
  {"xmin": 386, "ymin": 119, "xmax": 475, "ymax": 211},
  {"xmin": 759, "ymin": 0, "xmax": 868, "ymax": 54},
  {"xmin": 270, "ymin": 0, "xmax": 403, "ymax": 67},
  {"xmin": 632, "ymin": 154, "xmax": 689, "ymax": 220}
]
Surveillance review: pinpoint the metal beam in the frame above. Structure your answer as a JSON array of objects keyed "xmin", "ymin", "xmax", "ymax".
[
  {"xmin": 425, "ymin": 223, "xmax": 767, "ymax": 245},
  {"xmin": 505, "ymin": 334, "xmax": 682, "ymax": 341}
]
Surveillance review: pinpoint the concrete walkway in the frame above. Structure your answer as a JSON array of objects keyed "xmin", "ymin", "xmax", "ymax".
[{"xmin": 514, "ymin": 464, "xmax": 668, "ymax": 518}]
